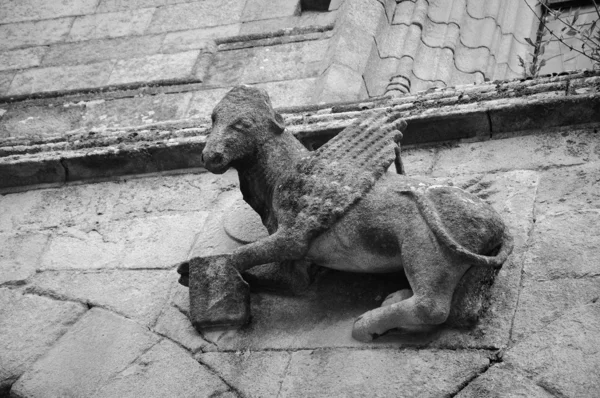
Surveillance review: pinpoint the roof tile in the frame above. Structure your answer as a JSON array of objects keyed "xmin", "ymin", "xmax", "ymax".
[
  {"xmin": 455, "ymin": 42, "xmax": 490, "ymax": 73},
  {"xmin": 422, "ymin": 18, "xmax": 460, "ymax": 50},
  {"xmin": 460, "ymin": 16, "xmax": 497, "ymax": 48},
  {"xmin": 429, "ymin": 0, "xmax": 466, "ymax": 25},
  {"xmin": 412, "ymin": 43, "xmax": 454, "ymax": 82},
  {"xmin": 466, "ymin": 0, "xmax": 501, "ymax": 19},
  {"xmin": 376, "ymin": 24, "xmax": 409, "ymax": 58}
]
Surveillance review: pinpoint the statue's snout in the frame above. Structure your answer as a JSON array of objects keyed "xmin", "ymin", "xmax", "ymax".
[{"xmin": 202, "ymin": 145, "xmax": 228, "ymax": 174}]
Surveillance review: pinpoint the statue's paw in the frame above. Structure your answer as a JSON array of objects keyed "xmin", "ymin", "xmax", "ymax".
[
  {"xmin": 352, "ymin": 314, "xmax": 381, "ymax": 342},
  {"xmin": 381, "ymin": 289, "xmax": 413, "ymax": 307}
]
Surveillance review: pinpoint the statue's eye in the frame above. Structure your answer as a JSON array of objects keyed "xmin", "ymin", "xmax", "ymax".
[{"xmin": 232, "ymin": 119, "xmax": 251, "ymax": 131}]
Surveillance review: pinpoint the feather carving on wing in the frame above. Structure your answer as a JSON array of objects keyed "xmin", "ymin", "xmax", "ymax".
[{"xmin": 276, "ymin": 109, "xmax": 407, "ymax": 238}]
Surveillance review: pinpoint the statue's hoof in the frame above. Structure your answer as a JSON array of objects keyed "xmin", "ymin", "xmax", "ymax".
[
  {"xmin": 352, "ymin": 315, "xmax": 377, "ymax": 342},
  {"xmin": 177, "ymin": 261, "xmax": 189, "ymax": 287}
]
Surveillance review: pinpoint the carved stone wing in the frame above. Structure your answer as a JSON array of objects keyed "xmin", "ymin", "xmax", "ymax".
[{"xmin": 277, "ymin": 109, "xmax": 407, "ymax": 238}]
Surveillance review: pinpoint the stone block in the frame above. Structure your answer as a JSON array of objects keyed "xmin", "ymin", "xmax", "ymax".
[
  {"xmin": 432, "ymin": 131, "xmax": 597, "ymax": 177},
  {"xmin": 0, "ymin": 289, "xmax": 86, "ymax": 391},
  {"xmin": 312, "ymin": 63, "xmax": 364, "ymax": 103},
  {"xmin": 147, "ymin": 0, "xmax": 246, "ymax": 34},
  {"xmin": 0, "ymin": 18, "xmax": 73, "ymax": 51},
  {"xmin": 0, "ymin": 103, "xmax": 85, "ymax": 139},
  {"xmin": 92, "ymin": 339, "xmax": 230, "ymax": 398},
  {"xmin": 511, "ymin": 278, "xmax": 600, "ymax": 342},
  {"xmin": 42, "ymin": 35, "xmax": 164, "ymax": 66},
  {"xmin": 0, "ymin": 0, "xmax": 98, "ymax": 24},
  {"xmin": 29, "ymin": 269, "xmax": 173, "ymax": 326},
  {"xmin": 363, "ymin": 53, "xmax": 398, "ymax": 96},
  {"xmin": 241, "ymin": 0, "xmax": 301, "ymax": 21},
  {"xmin": 68, "ymin": 8, "xmax": 156, "ymax": 42},
  {"xmin": 197, "ymin": 351, "xmax": 291, "ymax": 398},
  {"xmin": 239, "ymin": 10, "xmax": 338, "ymax": 35},
  {"xmin": 279, "ymin": 349, "xmax": 489, "ymax": 397},
  {"xmin": 455, "ymin": 365, "xmax": 554, "ymax": 398},
  {"xmin": 255, "ymin": 78, "xmax": 318, "ymax": 109},
  {"xmin": 153, "ymin": 304, "xmax": 214, "ymax": 353},
  {"xmin": 97, "ymin": 0, "xmax": 192, "ymax": 12},
  {"xmin": 327, "ymin": 23, "xmax": 374, "ymax": 73},
  {"xmin": 11, "ymin": 308, "xmax": 161, "ymax": 398},
  {"xmin": 0, "ymin": 47, "xmax": 46, "ymax": 72},
  {"xmin": 0, "ymin": 233, "xmax": 49, "ymax": 285},
  {"xmin": 0, "ymin": 155, "xmax": 66, "ymax": 189},
  {"xmin": 0, "ymin": 71, "xmax": 14, "ymax": 96},
  {"xmin": 505, "ymin": 302, "xmax": 600, "ymax": 398},
  {"xmin": 186, "ymin": 87, "xmax": 232, "ymax": 119},
  {"xmin": 336, "ymin": 0, "xmax": 387, "ymax": 37},
  {"xmin": 403, "ymin": 107, "xmax": 490, "ymax": 145},
  {"xmin": 0, "ymin": 189, "xmax": 42, "ymax": 233},
  {"xmin": 107, "ymin": 50, "xmax": 199, "ymax": 85},
  {"xmin": 162, "ymin": 25, "xmax": 238, "ymax": 53},
  {"xmin": 82, "ymin": 92, "xmax": 192, "ymax": 128},
  {"xmin": 8, "ymin": 61, "xmax": 114, "ymax": 96},
  {"xmin": 523, "ymin": 211, "xmax": 600, "ymax": 281}
]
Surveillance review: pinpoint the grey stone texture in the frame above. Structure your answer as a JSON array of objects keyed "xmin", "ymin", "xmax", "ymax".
[{"xmin": 0, "ymin": 0, "xmax": 99, "ymax": 24}]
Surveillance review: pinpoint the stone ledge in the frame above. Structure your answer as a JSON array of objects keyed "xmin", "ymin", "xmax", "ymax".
[{"xmin": 1, "ymin": 71, "xmax": 598, "ymax": 191}]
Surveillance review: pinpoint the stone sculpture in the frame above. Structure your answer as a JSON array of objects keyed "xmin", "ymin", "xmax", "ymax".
[{"xmin": 179, "ymin": 85, "xmax": 514, "ymax": 342}]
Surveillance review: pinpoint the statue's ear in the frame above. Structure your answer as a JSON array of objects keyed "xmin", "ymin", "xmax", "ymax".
[{"xmin": 270, "ymin": 112, "xmax": 285, "ymax": 134}]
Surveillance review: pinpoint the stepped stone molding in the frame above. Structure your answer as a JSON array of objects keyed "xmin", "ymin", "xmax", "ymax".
[{"xmin": 363, "ymin": 0, "xmax": 541, "ymax": 96}]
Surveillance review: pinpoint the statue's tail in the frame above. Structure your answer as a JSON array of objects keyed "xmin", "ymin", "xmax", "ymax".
[{"xmin": 399, "ymin": 189, "xmax": 514, "ymax": 268}]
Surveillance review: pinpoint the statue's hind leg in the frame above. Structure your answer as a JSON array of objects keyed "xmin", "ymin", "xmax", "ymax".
[{"xmin": 352, "ymin": 237, "xmax": 470, "ymax": 342}]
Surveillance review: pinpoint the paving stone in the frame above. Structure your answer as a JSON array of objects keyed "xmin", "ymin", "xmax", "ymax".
[
  {"xmin": 92, "ymin": 339, "xmax": 230, "ymax": 398},
  {"xmin": 42, "ymin": 35, "xmax": 164, "ymax": 66},
  {"xmin": 535, "ymin": 162, "xmax": 600, "ymax": 216},
  {"xmin": 523, "ymin": 211, "xmax": 600, "ymax": 281},
  {"xmin": 239, "ymin": 10, "xmax": 338, "ymax": 35},
  {"xmin": 11, "ymin": 308, "xmax": 161, "ymax": 398},
  {"xmin": 505, "ymin": 301, "xmax": 600, "ymax": 397},
  {"xmin": 68, "ymin": 8, "xmax": 156, "ymax": 42},
  {"xmin": 197, "ymin": 351, "xmax": 291, "ymax": 398},
  {"xmin": 0, "ymin": 18, "xmax": 73, "ymax": 52},
  {"xmin": 161, "ymin": 25, "xmax": 239, "ymax": 53},
  {"xmin": 432, "ymin": 130, "xmax": 597, "ymax": 177},
  {"xmin": 0, "ymin": 288, "xmax": 87, "ymax": 391},
  {"xmin": 0, "ymin": 233, "xmax": 49, "ymax": 285},
  {"xmin": 0, "ymin": 0, "xmax": 98, "ymax": 24},
  {"xmin": 0, "ymin": 47, "xmax": 46, "ymax": 72},
  {"xmin": 456, "ymin": 365, "xmax": 554, "ymax": 398},
  {"xmin": 241, "ymin": 0, "xmax": 301, "ymax": 21},
  {"xmin": 312, "ymin": 63, "xmax": 365, "ymax": 103},
  {"xmin": 147, "ymin": 0, "xmax": 246, "ymax": 34},
  {"xmin": 107, "ymin": 50, "xmax": 198, "ymax": 85},
  {"xmin": 82, "ymin": 92, "xmax": 193, "ymax": 128},
  {"xmin": 153, "ymin": 303, "xmax": 214, "ymax": 353},
  {"xmin": 205, "ymin": 40, "xmax": 328, "ymax": 86},
  {"xmin": 97, "ymin": 0, "xmax": 194, "ymax": 12},
  {"xmin": 0, "ymin": 71, "xmax": 14, "ymax": 95},
  {"xmin": 0, "ymin": 103, "xmax": 85, "ymax": 139},
  {"xmin": 511, "ymin": 277, "xmax": 600, "ymax": 343},
  {"xmin": 279, "ymin": 349, "xmax": 489, "ymax": 397},
  {"xmin": 29, "ymin": 269, "xmax": 174, "ymax": 326},
  {"xmin": 8, "ymin": 61, "xmax": 114, "ymax": 95}
]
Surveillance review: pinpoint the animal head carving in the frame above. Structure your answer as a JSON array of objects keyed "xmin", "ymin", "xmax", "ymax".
[{"xmin": 202, "ymin": 85, "xmax": 285, "ymax": 173}]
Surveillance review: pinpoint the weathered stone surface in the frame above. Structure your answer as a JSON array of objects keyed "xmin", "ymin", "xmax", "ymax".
[
  {"xmin": 535, "ymin": 162, "xmax": 600, "ymax": 216},
  {"xmin": 0, "ymin": 71, "xmax": 14, "ymax": 95},
  {"xmin": 0, "ymin": 156, "xmax": 66, "ymax": 189},
  {"xmin": 456, "ymin": 365, "xmax": 554, "ymax": 398},
  {"xmin": 336, "ymin": 0, "xmax": 387, "ymax": 37},
  {"xmin": 364, "ymin": 52, "xmax": 399, "ymax": 96},
  {"xmin": 0, "ymin": 47, "xmax": 46, "ymax": 72},
  {"xmin": 29, "ymin": 270, "xmax": 173, "ymax": 326},
  {"xmin": 0, "ymin": 18, "xmax": 73, "ymax": 51},
  {"xmin": 147, "ymin": 0, "xmax": 245, "ymax": 33},
  {"xmin": 206, "ymin": 40, "xmax": 328, "ymax": 86},
  {"xmin": 97, "ymin": 0, "xmax": 193, "ymax": 12},
  {"xmin": 505, "ymin": 302, "xmax": 600, "ymax": 397},
  {"xmin": 523, "ymin": 211, "xmax": 600, "ymax": 281},
  {"xmin": 68, "ymin": 8, "xmax": 156, "ymax": 42},
  {"xmin": 327, "ymin": 23, "xmax": 374, "ymax": 73},
  {"xmin": 8, "ymin": 61, "xmax": 114, "ymax": 95},
  {"xmin": 223, "ymin": 199, "xmax": 268, "ymax": 244},
  {"xmin": 40, "ymin": 212, "xmax": 208, "ymax": 270},
  {"xmin": 279, "ymin": 349, "xmax": 489, "ymax": 397},
  {"xmin": 0, "ymin": 289, "xmax": 86, "ymax": 390},
  {"xmin": 82, "ymin": 92, "xmax": 192, "ymax": 128},
  {"xmin": 107, "ymin": 50, "xmax": 199, "ymax": 85},
  {"xmin": 432, "ymin": 130, "xmax": 597, "ymax": 177},
  {"xmin": 241, "ymin": 0, "xmax": 300, "ymax": 21},
  {"xmin": 394, "ymin": 146, "xmax": 436, "ymax": 176},
  {"xmin": 42, "ymin": 35, "xmax": 164, "ymax": 66},
  {"xmin": 0, "ymin": 0, "xmax": 97, "ymax": 24},
  {"xmin": 0, "ymin": 233, "xmax": 49, "ymax": 285},
  {"xmin": 197, "ymin": 351, "xmax": 291, "ymax": 398},
  {"xmin": 511, "ymin": 277, "xmax": 600, "ymax": 342},
  {"xmin": 312, "ymin": 63, "xmax": 365, "ymax": 103},
  {"xmin": 11, "ymin": 308, "xmax": 161, "ymax": 398},
  {"xmin": 255, "ymin": 78, "xmax": 318, "ymax": 109},
  {"xmin": 92, "ymin": 339, "xmax": 230, "ymax": 398},
  {"xmin": 186, "ymin": 88, "xmax": 231, "ymax": 119},
  {"xmin": 162, "ymin": 25, "xmax": 237, "ymax": 53},
  {"xmin": 0, "ymin": 103, "xmax": 85, "ymax": 139},
  {"xmin": 153, "ymin": 303, "xmax": 214, "ymax": 353},
  {"xmin": 239, "ymin": 10, "xmax": 337, "ymax": 35}
]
